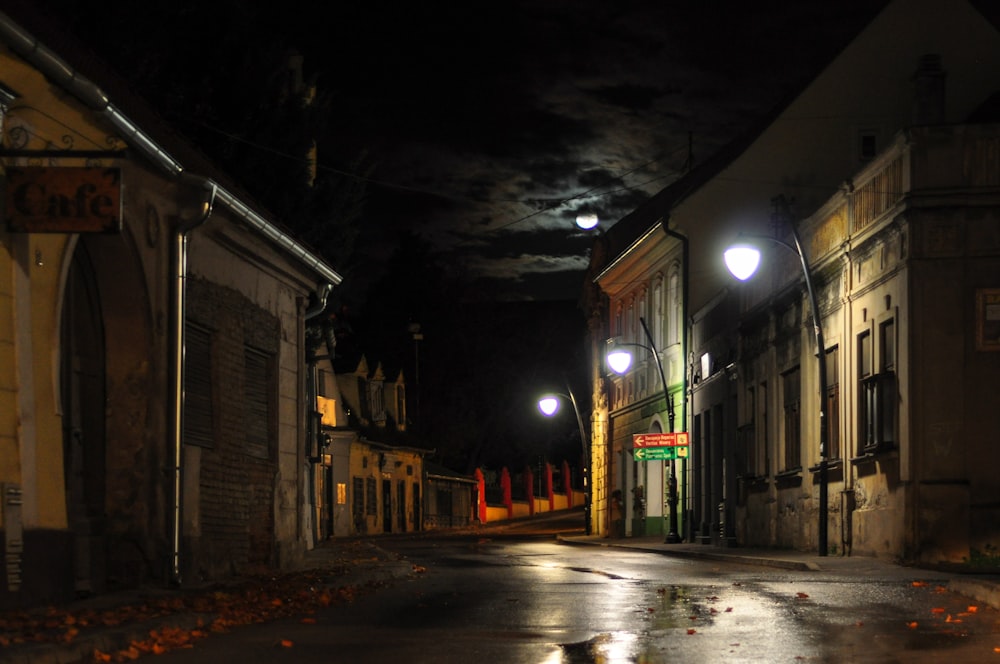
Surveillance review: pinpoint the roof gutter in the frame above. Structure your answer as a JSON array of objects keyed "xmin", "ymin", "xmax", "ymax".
[{"xmin": 0, "ymin": 9, "xmax": 341, "ymax": 287}]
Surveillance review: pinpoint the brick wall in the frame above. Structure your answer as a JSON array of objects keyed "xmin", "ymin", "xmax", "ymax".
[{"xmin": 185, "ymin": 278, "xmax": 280, "ymax": 578}]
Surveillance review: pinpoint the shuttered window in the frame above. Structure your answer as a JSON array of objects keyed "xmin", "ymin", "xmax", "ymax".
[
  {"xmin": 244, "ymin": 346, "xmax": 273, "ymax": 459},
  {"xmin": 184, "ymin": 324, "xmax": 214, "ymax": 448}
]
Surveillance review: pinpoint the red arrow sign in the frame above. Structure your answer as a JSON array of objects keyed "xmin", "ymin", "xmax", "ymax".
[{"xmin": 632, "ymin": 432, "xmax": 689, "ymax": 448}]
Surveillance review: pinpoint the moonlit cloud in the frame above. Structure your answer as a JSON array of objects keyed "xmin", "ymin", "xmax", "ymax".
[
  {"xmin": 465, "ymin": 253, "xmax": 592, "ymax": 280},
  {"xmin": 317, "ymin": 0, "xmax": 887, "ymax": 300}
]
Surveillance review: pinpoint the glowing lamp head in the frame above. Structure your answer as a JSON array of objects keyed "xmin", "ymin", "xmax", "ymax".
[
  {"xmin": 724, "ymin": 244, "xmax": 762, "ymax": 281},
  {"xmin": 606, "ymin": 348, "xmax": 633, "ymax": 375},
  {"xmin": 575, "ymin": 214, "xmax": 599, "ymax": 230},
  {"xmin": 538, "ymin": 396, "xmax": 559, "ymax": 416}
]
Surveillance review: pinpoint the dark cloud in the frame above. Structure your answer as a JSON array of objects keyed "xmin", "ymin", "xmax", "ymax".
[{"xmin": 32, "ymin": 0, "xmax": 887, "ymax": 302}]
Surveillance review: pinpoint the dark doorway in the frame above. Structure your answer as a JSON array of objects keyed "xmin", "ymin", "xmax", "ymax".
[
  {"xmin": 413, "ymin": 482, "xmax": 421, "ymax": 531},
  {"xmin": 382, "ymin": 480, "xmax": 392, "ymax": 533},
  {"xmin": 397, "ymin": 481, "xmax": 406, "ymax": 532},
  {"xmin": 60, "ymin": 243, "xmax": 107, "ymax": 595}
]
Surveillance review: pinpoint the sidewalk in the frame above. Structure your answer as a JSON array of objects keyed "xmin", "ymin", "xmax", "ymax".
[{"xmin": 558, "ymin": 533, "xmax": 1000, "ymax": 612}]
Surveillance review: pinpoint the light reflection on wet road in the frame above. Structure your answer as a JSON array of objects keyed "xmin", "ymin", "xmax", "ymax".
[{"xmin": 147, "ymin": 532, "xmax": 1000, "ymax": 663}]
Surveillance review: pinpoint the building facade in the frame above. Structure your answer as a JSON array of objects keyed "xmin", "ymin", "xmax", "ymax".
[
  {"xmin": 586, "ymin": 0, "xmax": 1000, "ymax": 562},
  {"xmin": 732, "ymin": 126, "xmax": 1000, "ymax": 561},
  {"xmin": 589, "ymin": 227, "xmax": 687, "ymax": 538},
  {"xmin": 0, "ymin": 10, "xmax": 342, "ymax": 607},
  {"xmin": 307, "ymin": 328, "xmax": 428, "ymax": 539}
]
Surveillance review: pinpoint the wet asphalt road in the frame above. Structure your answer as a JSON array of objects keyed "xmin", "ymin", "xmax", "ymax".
[{"xmin": 145, "ymin": 523, "xmax": 1000, "ymax": 663}]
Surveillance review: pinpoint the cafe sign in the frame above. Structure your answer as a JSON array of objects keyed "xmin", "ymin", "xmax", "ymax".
[{"xmin": 5, "ymin": 167, "xmax": 122, "ymax": 233}]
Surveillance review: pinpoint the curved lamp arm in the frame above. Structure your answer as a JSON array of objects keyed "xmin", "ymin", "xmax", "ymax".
[
  {"xmin": 606, "ymin": 317, "xmax": 674, "ymax": 430},
  {"xmin": 723, "ymin": 196, "xmax": 829, "ymax": 555}
]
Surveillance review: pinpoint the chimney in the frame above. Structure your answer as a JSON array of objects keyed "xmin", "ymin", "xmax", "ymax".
[{"xmin": 912, "ymin": 53, "xmax": 946, "ymax": 125}]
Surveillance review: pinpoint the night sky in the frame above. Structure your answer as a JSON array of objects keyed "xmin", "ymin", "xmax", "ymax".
[
  {"xmin": 294, "ymin": 1, "xmax": 887, "ymax": 301},
  {"xmin": 22, "ymin": 0, "xmax": 889, "ymax": 302}
]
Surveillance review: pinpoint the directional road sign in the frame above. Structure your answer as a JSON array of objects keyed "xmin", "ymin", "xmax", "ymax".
[
  {"xmin": 632, "ymin": 432, "xmax": 690, "ymax": 448},
  {"xmin": 632, "ymin": 446, "xmax": 690, "ymax": 461}
]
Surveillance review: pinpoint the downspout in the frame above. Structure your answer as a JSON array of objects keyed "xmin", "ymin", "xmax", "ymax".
[
  {"xmin": 661, "ymin": 219, "xmax": 690, "ymax": 541},
  {"xmin": 170, "ymin": 180, "xmax": 216, "ymax": 585},
  {"xmin": 303, "ymin": 283, "xmax": 333, "ymax": 545}
]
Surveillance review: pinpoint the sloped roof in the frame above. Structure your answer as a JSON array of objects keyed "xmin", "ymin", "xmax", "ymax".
[{"xmin": 424, "ymin": 461, "xmax": 476, "ymax": 484}]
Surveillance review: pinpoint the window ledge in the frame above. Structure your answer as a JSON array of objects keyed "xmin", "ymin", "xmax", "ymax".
[
  {"xmin": 850, "ymin": 444, "xmax": 897, "ymax": 465},
  {"xmin": 808, "ymin": 459, "xmax": 843, "ymax": 473},
  {"xmin": 775, "ymin": 468, "xmax": 803, "ymax": 487}
]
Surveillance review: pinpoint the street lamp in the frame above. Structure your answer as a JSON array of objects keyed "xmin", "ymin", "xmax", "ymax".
[
  {"xmin": 537, "ymin": 385, "xmax": 591, "ymax": 535},
  {"xmin": 724, "ymin": 195, "xmax": 829, "ymax": 556},
  {"xmin": 606, "ymin": 317, "xmax": 681, "ymax": 544}
]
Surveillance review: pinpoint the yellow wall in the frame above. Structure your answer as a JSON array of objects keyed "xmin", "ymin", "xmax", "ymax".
[
  {"xmin": 347, "ymin": 442, "xmax": 423, "ymax": 534},
  {"xmin": 0, "ymin": 203, "xmax": 73, "ymax": 530}
]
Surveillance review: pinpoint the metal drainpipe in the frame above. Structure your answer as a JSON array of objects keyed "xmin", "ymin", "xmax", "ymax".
[
  {"xmin": 170, "ymin": 180, "xmax": 217, "ymax": 586},
  {"xmin": 303, "ymin": 283, "xmax": 332, "ymax": 546}
]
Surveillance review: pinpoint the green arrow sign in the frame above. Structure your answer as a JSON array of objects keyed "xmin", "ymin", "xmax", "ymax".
[{"xmin": 633, "ymin": 447, "xmax": 673, "ymax": 461}]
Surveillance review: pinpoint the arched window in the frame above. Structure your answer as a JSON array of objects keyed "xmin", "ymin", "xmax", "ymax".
[
  {"xmin": 668, "ymin": 270, "xmax": 681, "ymax": 346},
  {"xmin": 637, "ymin": 288, "xmax": 647, "ymax": 343},
  {"xmin": 652, "ymin": 275, "xmax": 664, "ymax": 349}
]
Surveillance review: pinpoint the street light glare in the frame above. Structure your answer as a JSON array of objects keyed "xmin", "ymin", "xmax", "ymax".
[
  {"xmin": 607, "ymin": 348, "xmax": 633, "ymax": 374},
  {"xmin": 724, "ymin": 245, "xmax": 762, "ymax": 281},
  {"xmin": 538, "ymin": 396, "xmax": 559, "ymax": 416}
]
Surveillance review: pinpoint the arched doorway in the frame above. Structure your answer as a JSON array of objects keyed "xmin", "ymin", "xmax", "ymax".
[{"xmin": 60, "ymin": 242, "xmax": 107, "ymax": 595}]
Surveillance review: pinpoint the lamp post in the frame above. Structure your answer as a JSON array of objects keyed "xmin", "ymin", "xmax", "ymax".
[
  {"xmin": 538, "ymin": 385, "xmax": 591, "ymax": 535},
  {"xmin": 606, "ymin": 316, "xmax": 681, "ymax": 544},
  {"xmin": 723, "ymin": 196, "xmax": 828, "ymax": 556}
]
